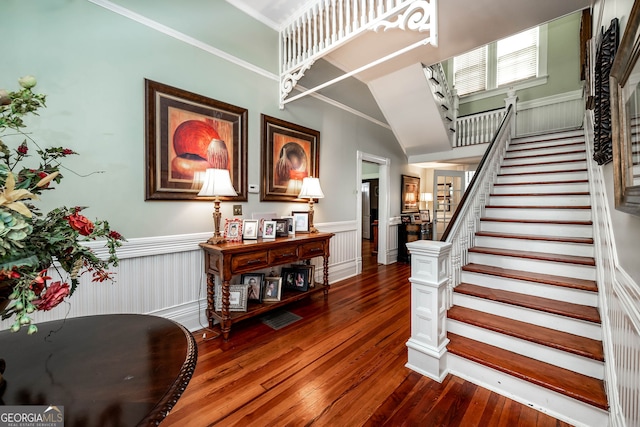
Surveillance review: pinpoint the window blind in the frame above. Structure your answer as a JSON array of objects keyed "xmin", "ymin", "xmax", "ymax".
[
  {"xmin": 497, "ymin": 28, "xmax": 538, "ymax": 86},
  {"xmin": 453, "ymin": 46, "xmax": 487, "ymax": 96}
]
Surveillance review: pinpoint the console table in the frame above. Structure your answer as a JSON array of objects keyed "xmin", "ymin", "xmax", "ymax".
[{"xmin": 200, "ymin": 232, "xmax": 334, "ymax": 340}]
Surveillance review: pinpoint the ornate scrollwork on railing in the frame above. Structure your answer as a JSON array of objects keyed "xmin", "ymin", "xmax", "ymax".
[
  {"xmin": 372, "ymin": 0, "xmax": 436, "ymax": 35},
  {"xmin": 280, "ymin": 60, "xmax": 315, "ymax": 108}
]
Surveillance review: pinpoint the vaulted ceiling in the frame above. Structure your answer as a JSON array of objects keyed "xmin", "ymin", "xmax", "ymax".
[{"xmin": 228, "ymin": 0, "xmax": 591, "ymax": 160}]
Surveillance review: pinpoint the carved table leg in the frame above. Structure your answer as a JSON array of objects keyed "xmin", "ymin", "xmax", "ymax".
[
  {"xmin": 206, "ymin": 273, "xmax": 215, "ymax": 329},
  {"xmin": 323, "ymin": 252, "xmax": 330, "ymax": 297},
  {"xmin": 221, "ymin": 279, "xmax": 231, "ymax": 340}
]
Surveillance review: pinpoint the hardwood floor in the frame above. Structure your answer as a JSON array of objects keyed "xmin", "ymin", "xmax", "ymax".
[{"xmin": 162, "ymin": 239, "xmax": 571, "ymax": 426}]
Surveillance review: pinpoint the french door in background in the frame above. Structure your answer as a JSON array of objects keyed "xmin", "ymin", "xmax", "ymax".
[{"xmin": 432, "ymin": 170, "xmax": 469, "ymax": 240}]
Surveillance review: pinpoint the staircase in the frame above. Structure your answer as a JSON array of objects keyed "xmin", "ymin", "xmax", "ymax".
[{"xmin": 445, "ymin": 130, "xmax": 609, "ymax": 427}]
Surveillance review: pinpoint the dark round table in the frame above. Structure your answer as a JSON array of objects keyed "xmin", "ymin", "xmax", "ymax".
[{"xmin": 0, "ymin": 314, "xmax": 197, "ymax": 426}]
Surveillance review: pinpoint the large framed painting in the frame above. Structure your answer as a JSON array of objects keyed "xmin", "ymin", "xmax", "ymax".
[
  {"xmin": 260, "ymin": 114, "xmax": 319, "ymax": 202},
  {"xmin": 401, "ymin": 174, "xmax": 420, "ymax": 213},
  {"xmin": 145, "ymin": 79, "xmax": 247, "ymax": 201}
]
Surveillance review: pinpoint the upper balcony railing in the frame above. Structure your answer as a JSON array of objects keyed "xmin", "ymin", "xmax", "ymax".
[{"xmin": 279, "ymin": 0, "xmax": 438, "ymax": 107}]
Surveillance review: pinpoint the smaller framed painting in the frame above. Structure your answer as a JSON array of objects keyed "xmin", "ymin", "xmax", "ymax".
[
  {"xmin": 292, "ymin": 211, "xmax": 310, "ymax": 233},
  {"xmin": 419, "ymin": 209, "xmax": 430, "ymax": 222},
  {"xmin": 224, "ymin": 218, "xmax": 243, "ymax": 242},
  {"xmin": 281, "ymin": 215, "xmax": 295, "ymax": 236},
  {"xmin": 241, "ymin": 273, "xmax": 264, "ymax": 303},
  {"xmin": 242, "ymin": 219, "xmax": 259, "ymax": 240},
  {"xmin": 262, "ymin": 277, "xmax": 282, "ymax": 302},
  {"xmin": 282, "ymin": 267, "xmax": 310, "ymax": 292},
  {"xmin": 263, "ymin": 220, "xmax": 277, "ymax": 239}
]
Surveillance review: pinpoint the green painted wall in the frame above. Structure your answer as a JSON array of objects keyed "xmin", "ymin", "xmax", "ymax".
[
  {"xmin": 1, "ymin": 0, "xmax": 406, "ymax": 239},
  {"xmin": 458, "ymin": 12, "xmax": 584, "ymax": 116}
]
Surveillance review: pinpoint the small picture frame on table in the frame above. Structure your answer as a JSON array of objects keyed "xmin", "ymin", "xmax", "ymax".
[
  {"xmin": 400, "ymin": 214, "xmax": 412, "ymax": 224},
  {"xmin": 273, "ymin": 219, "xmax": 289, "ymax": 237},
  {"xmin": 292, "ymin": 211, "xmax": 310, "ymax": 233},
  {"xmin": 411, "ymin": 213, "xmax": 421, "ymax": 224},
  {"xmin": 214, "ymin": 284, "xmax": 248, "ymax": 312},
  {"xmin": 291, "ymin": 264, "xmax": 315, "ymax": 288},
  {"xmin": 241, "ymin": 273, "xmax": 264, "ymax": 303},
  {"xmin": 224, "ymin": 218, "xmax": 243, "ymax": 242},
  {"xmin": 282, "ymin": 267, "xmax": 310, "ymax": 292},
  {"xmin": 419, "ymin": 209, "xmax": 430, "ymax": 223},
  {"xmin": 263, "ymin": 220, "xmax": 277, "ymax": 239},
  {"xmin": 242, "ymin": 219, "xmax": 259, "ymax": 240},
  {"xmin": 262, "ymin": 277, "xmax": 282, "ymax": 302},
  {"xmin": 281, "ymin": 215, "xmax": 296, "ymax": 236}
]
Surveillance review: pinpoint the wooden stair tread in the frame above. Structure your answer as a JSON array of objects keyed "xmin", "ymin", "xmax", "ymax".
[
  {"xmin": 462, "ymin": 263, "xmax": 598, "ymax": 292},
  {"xmin": 481, "ymin": 217, "xmax": 593, "ymax": 225},
  {"xmin": 489, "ymin": 192, "xmax": 590, "ymax": 197},
  {"xmin": 498, "ymin": 168, "xmax": 587, "ymax": 176},
  {"xmin": 448, "ymin": 306, "xmax": 604, "ymax": 361},
  {"xmin": 455, "ymin": 283, "xmax": 601, "ymax": 323},
  {"xmin": 485, "ymin": 205, "xmax": 591, "ymax": 209},
  {"xmin": 475, "ymin": 230, "xmax": 593, "ymax": 244},
  {"xmin": 493, "ymin": 179, "xmax": 588, "ymax": 186},
  {"xmin": 469, "ymin": 246, "xmax": 595, "ymax": 266},
  {"xmin": 447, "ymin": 333, "xmax": 608, "ymax": 410}
]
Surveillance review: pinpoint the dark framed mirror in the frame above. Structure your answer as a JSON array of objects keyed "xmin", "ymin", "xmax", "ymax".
[{"xmin": 610, "ymin": 0, "xmax": 640, "ymax": 215}]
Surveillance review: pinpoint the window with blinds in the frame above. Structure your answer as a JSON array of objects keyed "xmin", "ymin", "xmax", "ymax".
[
  {"xmin": 453, "ymin": 27, "xmax": 540, "ymax": 96},
  {"xmin": 497, "ymin": 28, "xmax": 539, "ymax": 86},
  {"xmin": 453, "ymin": 46, "xmax": 487, "ymax": 96}
]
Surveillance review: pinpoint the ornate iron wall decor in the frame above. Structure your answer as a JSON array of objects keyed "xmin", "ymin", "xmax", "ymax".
[{"xmin": 593, "ymin": 18, "xmax": 619, "ymax": 165}]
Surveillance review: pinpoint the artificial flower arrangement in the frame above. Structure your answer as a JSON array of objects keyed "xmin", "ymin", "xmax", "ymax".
[{"xmin": 0, "ymin": 76, "xmax": 125, "ymax": 334}]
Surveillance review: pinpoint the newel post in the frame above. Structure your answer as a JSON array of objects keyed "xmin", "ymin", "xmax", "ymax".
[{"xmin": 405, "ymin": 240, "xmax": 452, "ymax": 382}]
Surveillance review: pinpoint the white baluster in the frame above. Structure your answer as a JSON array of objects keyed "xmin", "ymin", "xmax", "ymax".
[
  {"xmin": 331, "ymin": 0, "xmax": 337, "ymax": 43},
  {"xmin": 345, "ymin": 0, "xmax": 351, "ymax": 34},
  {"xmin": 325, "ymin": 0, "xmax": 331, "ymax": 47},
  {"xmin": 368, "ymin": 0, "xmax": 374, "ymax": 21}
]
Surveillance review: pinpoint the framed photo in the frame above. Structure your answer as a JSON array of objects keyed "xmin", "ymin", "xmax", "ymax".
[
  {"xmin": 401, "ymin": 175, "xmax": 420, "ymax": 213},
  {"xmin": 411, "ymin": 213, "xmax": 421, "ymax": 223},
  {"xmin": 400, "ymin": 214, "xmax": 412, "ymax": 224},
  {"xmin": 273, "ymin": 218, "xmax": 289, "ymax": 237},
  {"xmin": 262, "ymin": 277, "xmax": 282, "ymax": 302},
  {"xmin": 291, "ymin": 264, "xmax": 315, "ymax": 288},
  {"xmin": 144, "ymin": 79, "xmax": 247, "ymax": 201},
  {"xmin": 260, "ymin": 114, "xmax": 320, "ymax": 202},
  {"xmin": 242, "ymin": 219, "xmax": 259, "ymax": 240},
  {"xmin": 292, "ymin": 211, "xmax": 310, "ymax": 233},
  {"xmin": 282, "ymin": 267, "xmax": 310, "ymax": 292},
  {"xmin": 263, "ymin": 220, "xmax": 277, "ymax": 239},
  {"xmin": 419, "ymin": 209, "xmax": 431, "ymax": 222},
  {"xmin": 281, "ymin": 215, "xmax": 295, "ymax": 236},
  {"xmin": 214, "ymin": 284, "xmax": 248, "ymax": 312},
  {"xmin": 241, "ymin": 273, "xmax": 264, "ymax": 303},
  {"xmin": 252, "ymin": 212, "xmax": 277, "ymax": 237},
  {"xmin": 224, "ymin": 218, "xmax": 243, "ymax": 242}
]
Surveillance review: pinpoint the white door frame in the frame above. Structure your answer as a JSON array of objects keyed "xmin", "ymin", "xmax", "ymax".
[{"xmin": 357, "ymin": 151, "xmax": 390, "ymax": 272}]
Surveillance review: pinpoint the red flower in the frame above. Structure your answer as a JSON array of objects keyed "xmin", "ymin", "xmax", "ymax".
[
  {"xmin": 62, "ymin": 148, "xmax": 76, "ymax": 155},
  {"xmin": 30, "ymin": 270, "xmax": 52, "ymax": 295},
  {"xmin": 108, "ymin": 230, "xmax": 123, "ymax": 240},
  {"xmin": 33, "ymin": 281, "xmax": 70, "ymax": 311},
  {"xmin": 92, "ymin": 270, "xmax": 115, "ymax": 283},
  {"xmin": 17, "ymin": 142, "xmax": 28, "ymax": 155},
  {"xmin": 66, "ymin": 211, "xmax": 95, "ymax": 236}
]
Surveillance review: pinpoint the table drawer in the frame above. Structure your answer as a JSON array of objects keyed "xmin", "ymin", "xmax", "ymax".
[
  {"xmin": 230, "ymin": 251, "xmax": 269, "ymax": 273},
  {"xmin": 300, "ymin": 241, "xmax": 326, "ymax": 258},
  {"xmin": 269, "ymin": 246, "xmax": 299, "ymax": 264}
]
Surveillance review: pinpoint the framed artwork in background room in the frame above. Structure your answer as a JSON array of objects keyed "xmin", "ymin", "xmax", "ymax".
[
  {"xmin": 144, "ymin": 79, "xmax": 247, "ymax": 201},
  {"xmin": 401, "ymin": 175, "xmax": 420, "ymax": 214},
  {"xmin": 260, "ymin": 114, "xmax": 320, "ymax": 202}
]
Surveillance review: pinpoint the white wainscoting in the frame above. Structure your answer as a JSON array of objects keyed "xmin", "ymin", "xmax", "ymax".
[
  {"xmin": 516, "ymin": 90, "xmax": 584, "ymax": 137},
  {"xmin": 1, "ymin": 221, "xmax": 363, "ymax": 333}
]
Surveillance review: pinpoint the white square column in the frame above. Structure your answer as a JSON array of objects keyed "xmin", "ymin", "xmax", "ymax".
[{"xmin": 404, "ymin": 240, "xmax": 451, "ymax": 382}]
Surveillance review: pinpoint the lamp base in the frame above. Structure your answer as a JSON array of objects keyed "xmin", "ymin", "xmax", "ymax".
[
  {"xmin": 206, "ymin": 235, "xmax": 227, "ymax": 245},
  {"xmin": 309, "ymin": 226, "xmax": 319, "ymax": 234}
]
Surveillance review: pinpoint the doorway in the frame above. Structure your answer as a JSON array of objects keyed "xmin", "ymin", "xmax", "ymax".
[
  {"xmin": 432, "ymin": 170, "xmax": 467, "ymax": 240},
  {"xmin": 357, "ymin": 151, "xmax": 390, "ymax": 273}
]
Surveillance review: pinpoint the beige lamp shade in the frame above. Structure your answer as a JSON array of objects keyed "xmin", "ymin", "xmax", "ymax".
[
  {"xmin": 420, "ymin": 192, "xmax": 433, "ymax": 202},
  {"xmin": 197, "ymin": 168, "xmax": 237, "ymax": 197},
  {"xmin": 298, "ymin": 177, "xmax": 325, "ymax": 199}
]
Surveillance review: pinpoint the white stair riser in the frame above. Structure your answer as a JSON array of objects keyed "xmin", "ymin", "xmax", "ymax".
[
  {"xmin": 497, "ymin": 171, "xmax": 588, "ymax": 183},
  {"xmin": 452, "ymin": 292, "xmax": 602, "ymax": 340},
  {"xmin": 505, "ymin": 143, "xmax": 585, "ymax": 158},
  {"xmin": 460, "ymin": 271, "xmax": 598, "ymax": 307},
  {"xmin": 447, "ymin": 355, "xmax": 609, "ymax": 427},
  {"xmin": 467, "ymin": 252, "xmax": 596, "ymax": 281},
  {"xmin": 503, "ymin": 152, "xmax": 586, "ymax": 166},
  {"xmin": 474, "ymin": 235, "xmax": 594, "ymax": 257},
  {"xmin": 488, "ymin": 195, "xmax": 591, "ymax": 206},
  {"xmin": 480, "ymin": 220, "xmax": 593, "ymax": 237},
  {"xmin": 492, "ymin": 183, "xmax": 589, "ymax": 194},
  {"xmin": 448, "ymin": 320, "xmax": 604, "ymax": 379},
  {"xmin": 500, "ymin": 161, "xmax": 587, "ymax": 175},
  {"xmin": 510, "ymin": 133, "xmax": 584, "ymax": 146},
  {"xmin": 483, "ymin": 207, "xmax": 592, "ymax": 222}
]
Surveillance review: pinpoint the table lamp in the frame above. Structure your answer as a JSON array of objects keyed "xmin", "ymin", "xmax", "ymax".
[
  {"xmin": 298, "ymin": 177, "xmax": 324, "ymax": 233},
  {"xmin": 420, "ymin": 192, "xmax": 433, "ymax": 210},
  {"xmin": 198, "ymin": 168, "xmax": 237, "ymax": 244}
]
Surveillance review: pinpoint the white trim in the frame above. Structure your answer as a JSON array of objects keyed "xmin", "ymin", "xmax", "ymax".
[
  {"xmin": 517, "ymin": 89, "xmax": 583, "ymax": 110},
  {"xmin": 225, "ymin": 0, "xmax": 280, "ymax": 31},
  {"xmin": 459, "ymin": 75, "xmax": 549, "ymax": 103}
]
